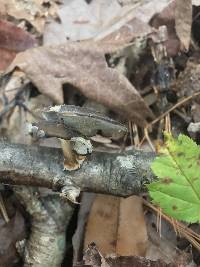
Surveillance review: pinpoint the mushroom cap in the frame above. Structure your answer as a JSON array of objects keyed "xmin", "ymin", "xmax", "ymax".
[{"xmin": 42, "ymin": 105, "xmax": 127, "ymax": 139}]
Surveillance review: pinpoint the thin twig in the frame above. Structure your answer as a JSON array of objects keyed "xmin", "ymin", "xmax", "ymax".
[
  {"xmin": 164, "ymin": 113, "xmax": 171, "ymax": 133},
  {"xmin": 0, "ymin": 193, "xmax": 9, "ymax": 223},
  {"xmin": 148, "ymin": 91, "xmax": 200, "ymax": 127},
  {"xmin": 133, "ymin": 123, "xmax": 140, "ymax": 147},
  {"xmin": 144, "ymin": 128, "xmax": 155, "ymax": 152},
  {"xmin": 129, "ymin": 121, "xmax": 134, "ymax": 146}
]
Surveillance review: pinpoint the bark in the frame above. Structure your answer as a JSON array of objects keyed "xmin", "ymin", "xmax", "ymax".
[
  {"xmin": 0, "ymin": 142, "xmax": 156, "ymax": 197},
  {"xmin": 14, "ymin": 186, "xmax": 74, "ymax": 267}
]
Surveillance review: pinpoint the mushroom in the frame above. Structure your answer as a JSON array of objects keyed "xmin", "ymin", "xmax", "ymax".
[{"xmin": 29, "ymin": 105, "xmax": 127, "ymax": 171}]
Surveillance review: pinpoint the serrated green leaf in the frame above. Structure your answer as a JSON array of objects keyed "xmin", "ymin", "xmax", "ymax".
[{"xmin": 147, "ymin": 133, "xmax": 200, "ymax": 223}]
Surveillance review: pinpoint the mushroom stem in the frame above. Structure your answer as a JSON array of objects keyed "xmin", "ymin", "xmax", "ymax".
[{"xmin": 59, "ymin": 138, "xmax": 84, "ymax": 171}]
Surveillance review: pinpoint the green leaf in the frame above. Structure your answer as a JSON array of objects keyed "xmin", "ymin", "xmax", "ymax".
[{"xmin": 147, "ymin": 133, "xmax": 200, "ymax": 223}]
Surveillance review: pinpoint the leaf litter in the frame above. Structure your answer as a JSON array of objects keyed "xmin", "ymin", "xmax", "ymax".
[{"xmin": 0, "ymin": 0, "xmax": 200, "ymax": 266}]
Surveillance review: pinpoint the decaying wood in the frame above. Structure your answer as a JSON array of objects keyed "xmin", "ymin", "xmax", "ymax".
[{"xmin": 0, "ymin": 142, "xmax": 155, "ymax": 197}]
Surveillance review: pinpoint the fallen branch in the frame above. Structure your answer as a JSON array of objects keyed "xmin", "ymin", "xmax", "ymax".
[{"xmin": 0, "ymin": 142, "xmax": 155, "ymax": 197}]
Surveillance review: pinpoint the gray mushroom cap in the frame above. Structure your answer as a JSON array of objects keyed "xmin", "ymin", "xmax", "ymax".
[{"xmin": 42, "ymin": 105, "xmax": 127, "ymax": 139}]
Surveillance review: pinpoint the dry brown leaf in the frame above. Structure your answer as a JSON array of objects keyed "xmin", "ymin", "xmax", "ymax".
[
  {"xmin": 84, "ymin": 195, "xmax": 148, "ymax": 257},
  {"xmin": 0, "ymin": 20, "xmax": 36, "ymax": 52},
  {"xmin": 116, "ymin": 196, "xmax": 148, "ymax": 256},
  {"xmin": 0, "ymin": 0, "xmax": 59, "ymax": 33},
  {"xmin": 94, "ymin": 0, "xmax": 172, "ymax": 42},
  {"xmin": 82, "ymin": 243, "xmax": 189, "ymax": 267},
  {"xmin": 44, "ymin": 0, "xmax": 172, "ymax": 45},
  {"xmin": 103, "ymin": 255, "xmax": 183, "ymax": 267},
  {"xmin": 6, "ymin": 42, "xmax": 154, "ymax": 126},
  {"xmin": 0, "ymin": 49, "xmax": 17, "ymax": 72},
  {"xmin": 97, "ymin": 18, "xmax": 153, "ymax": 46},
  {"xmin": 82, "ymin": 242, "xmax": 189, "ymax": 267},
  {"xmin": 173, "ymin": 57, "xmax": 200, "ymax": 99},
  {"xmin": 84, "ymin": 195, "xmax": 120, "ymax": 256},
  {"xmin": 0, "ymin": 20, "xmax": 36, "ymax": 70},
  {"xmin": 175, "ymin": 0, "xmax": 192, "ymax": 50},
  {"xmin": 44, "ymin": 0, "xmax": 122, "ymax": 44},
  {"xmin": 150, "ymin": 2, "xmax": 181, "ymax": 56}
]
